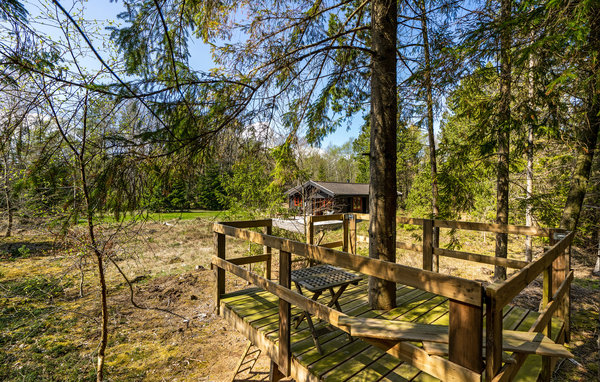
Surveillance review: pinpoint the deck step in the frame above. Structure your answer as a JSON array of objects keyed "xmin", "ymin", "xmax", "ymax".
[{"xmin": 231, "ymin": 341, "xmax": 263, "ymax": 382}]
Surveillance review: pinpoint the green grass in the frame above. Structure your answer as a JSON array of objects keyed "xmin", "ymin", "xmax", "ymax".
[
  {"xmin": 572, "ymin": 277, "xmax": 600, "ymax": 290},
  {"xmin": 77, "ymin": 210, "xmax": 226, "ymax": 225}
]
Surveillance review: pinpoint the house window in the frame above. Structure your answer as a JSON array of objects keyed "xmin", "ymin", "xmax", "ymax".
[
  {"xmin": 293, "ymin": 195, "xmax": 301, "ymax": 206},
  {"xmin": 352, "ymin": 197, "xmax": 362, "ymax": 212}
]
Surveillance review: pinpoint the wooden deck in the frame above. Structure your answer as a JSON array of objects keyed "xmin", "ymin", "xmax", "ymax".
[{"xmin": 221, "ymin": 279, "xmax": 564, "ymax": 382}]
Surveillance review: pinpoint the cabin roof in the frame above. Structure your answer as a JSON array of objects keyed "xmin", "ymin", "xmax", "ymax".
[{"xmin": 285, "ymin": 180, "xmax": 370, "ymax": 197}]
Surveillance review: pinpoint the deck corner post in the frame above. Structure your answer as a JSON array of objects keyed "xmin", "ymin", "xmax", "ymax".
[
  {"xmin": 554, "ymin": 238, "xmax": 569, "ymax": 342},
  {"xmin": 306, "ymin": 215, "xmax": 314, "ymax": 245},
  {"xmin": 269, "ymin": 360, "xmax": 286, "ymax": 382},
  {"xmin": 349, "ymin": 213, "xmax": 357, "ymax": 254},
  {"xmin": 541, "ymin": 264, "xmax": 553, "ymax": 380},
  {"xmin": 343, "ymin": 214, "xmax": 349, "ymax": 252},
  {"xmin": 449, "ymin": 298, "xmax": 483, "ymax": 374},
  {"xmin": 214, "ymin": 231, "xmax": 226, "ymax": 313},
  {"xmin": 485, "ymin": 289, "xmax": 502, "ymax": 381},
  {"xmin": 423, "ymin": 219, "xmax": 433, "ymax": 271},
  {"xmin": 265, "ymin": 224, "xmax": 272, "ymax": 280},
  {"xmin": 278, "ymin": 249, "xmax": 291, "ymax": 376}
]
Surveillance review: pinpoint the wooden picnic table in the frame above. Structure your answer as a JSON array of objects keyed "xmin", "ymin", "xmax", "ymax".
[{"xmin": 291, "ymin": 264, "xmax": 363, "ymax": 353}]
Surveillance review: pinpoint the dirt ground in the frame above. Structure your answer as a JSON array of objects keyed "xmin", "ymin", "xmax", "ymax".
[{"xmin": 0, "ymin": 217, "xmax": 598, "ymax": 381}]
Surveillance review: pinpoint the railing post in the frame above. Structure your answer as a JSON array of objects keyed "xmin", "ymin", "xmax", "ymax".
[
  {"xmin": 306, "ymin": 215, "xmax": 314, "ymax": 245},
  {"xmin": 551, "ymin": 230, "xmax": 569, "ymax": 342},
  {"xmin": 214, "ymin": 232, "xmax": 226, "ymax": 313},
  {"xmin": 306, "ymin": 215, "xmax": 315, "ymax": 267},
  {"xmin": 449, "ymin": 299, "xmax": 483, "ymax": 374},
  {"xmin": 433, "ymin": 219, "xmax": 440, "ymax": 272},
  {"xmin": 343, "ymin": 214, "xmax": 349, "ymax": 252},
  {"xmin": 485, "ymin": 290, "xmax": 502, "ymax": 381},
  {"xmin": 265, "ymin": 222, "xmax": 272, "ymax": 280},
  {"xmin": 423, "ymin": 219, "xmax": 433, "ymax": 271},
  {"xmin": 278, "ymin": 249, "xmax": 291, "ymax": 376},
  {"xmin": 349, "ymin": 214, "xmax": 357, "ymax": 254},
  {"xmin": 541, "ymin": 264, "xmax": 553, "ymax": 380}
]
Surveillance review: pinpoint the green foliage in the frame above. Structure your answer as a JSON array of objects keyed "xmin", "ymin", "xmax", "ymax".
[
  {"xmin": 221, "ymin": 147, "xmax": 283, "ymax": 217},
  {"xmin": 0, "ymin": 0, "xmax": 28, "ymax": 22},
  {"xmin": 2, "ymin": 276, "xmax": 68, "ymax": 301},
  {"xmin": 352, "ymin": 120, "xmax": 424, "ymax": 207},
  {"xmin": 16, "ymin": 245, "xmax": 30, "ymax": 257},
  {"xmin": 352, "ymin": 120, "xmax": 370, "ymax": 184},
  {"xmin": 196, "ymin": 163, "xmax": 227, "ymax": 210}
]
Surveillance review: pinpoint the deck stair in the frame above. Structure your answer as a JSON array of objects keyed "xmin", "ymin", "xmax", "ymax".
[{"xmin": 231, "ymin": 341, "xmax": 265, "ymax": 382}]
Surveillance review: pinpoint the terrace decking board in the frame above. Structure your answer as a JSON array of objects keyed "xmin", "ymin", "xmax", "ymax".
[{"xmin": 220, "ymin": 280, "xmax": 564, "ymax": 381}]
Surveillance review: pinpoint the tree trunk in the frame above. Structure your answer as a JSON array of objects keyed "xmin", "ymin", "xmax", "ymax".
[
  {"xmin": 369, "ymin": 0, "xmax": 397, "ymax": 310},
  {"xmin": 594, "ymin": 228, "xmax": 600, "ymax": 276},
  {"xmin": 559, "ymin": 5, "xmax": 600, "ymax": 232},
  {"xmin": 525, "ymin": 121, "xmax": 533, "ymax": 261},
  {"xmin": 2, "ymin": 154, "xmax": 12, "ymax": 237},
  {"xmin": 418, "ymin": 0, "xmax": 440, "ymax": 271},
  {"xmin": 525, "ymin": 54, "xmax": 534, "ymax": 262},
  {"xmin": 495, "ymin": 0, "xmax": 511, "ymax": 281},
  {"xmin": 81, "ymin": 147, "xmax": 108, "ymax": 382}
]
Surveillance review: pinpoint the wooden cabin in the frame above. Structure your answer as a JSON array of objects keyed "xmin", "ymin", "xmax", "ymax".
[
  {"xmin": 212, "ymin": 215, "xmax": 574, "ymax": 381},
  {"xmin": 285, "ymin": 181, "xmax": 370, "ymax": 215}
]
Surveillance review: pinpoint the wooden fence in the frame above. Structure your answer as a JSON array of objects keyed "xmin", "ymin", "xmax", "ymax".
[{"xmin": 212, "ymin": 216, "xmax": 573, "ymax": 381}]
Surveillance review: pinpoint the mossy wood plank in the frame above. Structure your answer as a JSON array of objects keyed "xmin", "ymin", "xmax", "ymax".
[
  {"xmin": 316, "ymin": 295, "xmax": 446, "ymax": 381},
  {"xmin": 502, "ymin": 306, "xmax": 529, "ymax": 330},
  {"xmin": 506, "ymin": 310, "xmax": 545, "ymax": 381},
  {"xmin": 244, "ymin": 280, "xmax": 374, "ymax": 334},
  {"xmin": 293, "ymin": 292, "xmax": 440, "ymax": 371},
  {"xmin": 221, "ymin": 287, "xmax": 263, "ymax": 300},
  {"xmin": 339, "ymin": 317, "xmax": 449, "ymax": 343},
  {"xmin": 380, "ymin": 362, "xmax": 423, "ymax": 381},
  {"xmin": 281, "ymin": 287, "xmax": 411, "ymax": 345},
  {"xmin": 322, "ymin": 346, "xmax": 387, "ymax": 381},
  {"xmin": 411, "ymin": 371, "xmax": 440, "ymax": 382},
  {"xmin": 296, "ymin": 332, "xmax": 355, "ymax": 365},
  {"xmin": 511, "ymin": 309, "xmax": 565, "ymax": 381},
  {"xmin": 346, "ymin": 354, "xmax": 404, "ymax": 381},
  {"xmin": 265, "ymin": 287, "xmax": 377, "ymax": 343},
  {"xmin": 308, "ymin": 339, "xmax": 371, "ymax": 377},
  {"xmin": 223, "ymin": 284, "xmax": 564, "ymax": 382},
  {"xmin": 280, "ymin": 287, "xmax": 425, "ymax": 353}
]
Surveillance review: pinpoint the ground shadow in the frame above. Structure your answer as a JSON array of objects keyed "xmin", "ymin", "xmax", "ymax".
[{"xmin": 0, "ymin": 241, "xmax": 55, "ymax": 259}]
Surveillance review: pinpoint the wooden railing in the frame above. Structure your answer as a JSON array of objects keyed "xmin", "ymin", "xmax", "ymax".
[
  {"xmin": 353, "ymin": 214, "xmax": 552, "ymax": 270},
  {"xmin": 485, "ymin": 230, "xmax": 574, "ymax": 381},
  {"xmin": 212, "ymin": 217, "xmax": 573, "ymax": 382}
]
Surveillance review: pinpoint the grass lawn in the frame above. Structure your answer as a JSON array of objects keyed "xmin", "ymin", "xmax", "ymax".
[{"xmin": 78, "ymin": 210, "xmax": 227, "ymax": 225}]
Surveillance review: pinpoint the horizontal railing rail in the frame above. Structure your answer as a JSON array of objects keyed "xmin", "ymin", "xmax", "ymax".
[
  {"xmin": 214, "ymin": 222, "xmax": 483, "ymax": 306},
  {"xmin": 352, "ymin": 215, "xmax": 555, "ymax": 269},
  {"xmin": 486, "ymin": 231, "xmax": 574, "ymax": 308},
  {"xmin": 355, "ymin": 213, "xmax": 551, "ymax": 236}
]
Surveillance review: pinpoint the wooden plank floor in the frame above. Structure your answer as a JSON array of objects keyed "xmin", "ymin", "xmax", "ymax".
[{"xmin": 221, "ymin": 279, "xmax": 563, "ymax": 381}]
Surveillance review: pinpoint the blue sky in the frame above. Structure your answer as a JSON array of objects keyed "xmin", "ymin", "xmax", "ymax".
[{"xmin": 27, "ymin": 0, "xmax": 361, "ymax": 148}]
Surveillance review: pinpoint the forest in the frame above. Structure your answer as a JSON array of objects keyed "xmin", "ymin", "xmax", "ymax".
[{"xmin": 0, "ymin": 0, "xmax": 599, "ymax": 381}]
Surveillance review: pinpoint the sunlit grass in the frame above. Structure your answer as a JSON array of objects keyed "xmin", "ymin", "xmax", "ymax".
[{"xmin": 76, "ymin": 210, "xmax": 226, "ymax": 225}]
